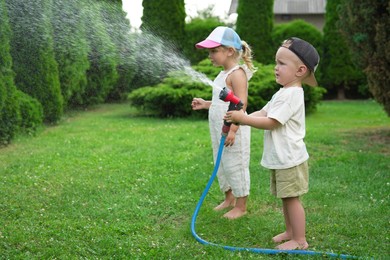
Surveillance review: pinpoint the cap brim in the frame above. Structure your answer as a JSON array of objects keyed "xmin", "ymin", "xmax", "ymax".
[
  {"xmin": 303, "ymin": 72, "xmax": 318, "ymax": 87},
  {"xmin": 195, "ymin": 40, "xmax": 221, "ymax": 49}
]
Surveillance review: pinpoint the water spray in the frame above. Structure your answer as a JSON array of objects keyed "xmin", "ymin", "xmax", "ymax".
[{"xmin": 190, "ymin": 89, "xmax": 358, "ymax": 259}]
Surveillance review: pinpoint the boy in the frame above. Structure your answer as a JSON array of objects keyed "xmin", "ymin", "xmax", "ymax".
[{"xmin": 225, "ymin": 37, "xmax": 320, "ymax": 250}]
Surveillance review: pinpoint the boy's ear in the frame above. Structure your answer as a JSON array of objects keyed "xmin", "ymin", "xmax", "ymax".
[{"xmin": 296, "ymin": 65, "xmax": 308, "ymax": 77}]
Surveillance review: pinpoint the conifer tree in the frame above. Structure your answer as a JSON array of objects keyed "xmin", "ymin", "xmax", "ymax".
[
  {"xmin": 338, "ymin": 0, "xmax": 390, "ymax": 115},
  {"xmin": 236, "ymin": 0, "xmax": 274, "ymax": 64},
  {"xmin": 81, "ymin": 0, "xmax": 119, "ymax": 105},
  {"xmin": 6, "ymin": 0, "xmax": 63, "ymax": 123},
  {"xmin": 322, "ymin": 0, "xmax": 367, "ymax": 99},
  {"xmin": 141, "ymin": 0, "xmax": 185, "ymax": 51},
  {"xmin": 101, "ymin": 0, "xmax": 137, "ymax": 101},
  {"xmin": 0, "ymin": 0, "xmax": 19, "ymax": 144},
  {"xmin": 51, "ymin": 0, "xmax": 90, "ymax": 109}
]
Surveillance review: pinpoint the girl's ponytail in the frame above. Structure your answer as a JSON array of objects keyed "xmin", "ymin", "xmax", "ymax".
[{"xmin": 241, "ymin": 41, "xmax": 257, "ymax": 73}]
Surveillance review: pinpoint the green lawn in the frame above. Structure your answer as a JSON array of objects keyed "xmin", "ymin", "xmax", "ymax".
[{"xmin": 0, "ymin": 100, "xmax": 389, "ymax": 259}]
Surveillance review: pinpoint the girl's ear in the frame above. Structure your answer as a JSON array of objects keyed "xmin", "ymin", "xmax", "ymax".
[{"xmin": 227, "ymin": 47, "xmax": 235, "ymax": 56}]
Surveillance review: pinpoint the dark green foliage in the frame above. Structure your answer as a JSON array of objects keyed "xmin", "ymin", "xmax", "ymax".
[
  {"xmin": 321, "ymin": 0, "xmax": 368, "ymax": 99},
  {"xmin": 272, "ymin": 19, "xmax": 323, "ymax": 49},
  {"xmin": 51, "ymin": 0, "xmax": 90, "ymax": 109},
  {"xmin": 128, "ymin": 59, "xmax": 326, "ymax": 117},
  {"xmin": 15, "ymin": 90, "xmax": 43, "ymax": 132},
  {"xmin": 6, "ymin": 0, "xmax": 63, "ymax": 123},
  {"xmin": 0, "ymin": 0, "xmax": 19, "ymax": 145},
  {"xmin": 236, "ymin": 0, "xmax": 274, "ymax": 64},
  {"xmin": 82, "ymin": 0, "xmax": 119, "ymax": 105},
  {"xmin": 184, "ymin": 17, "xmax": 225, "ymax": 64},
  {"xmin": 141, "ymin": 0, "xmax": 185, "ymax": 51},
  {"xmin": 100, "ymin": 0, "xmax": 137, "ymax": 102},
  {"xmin": 338, "ymin": 0, "xmax": 390, "ymax": 116}
]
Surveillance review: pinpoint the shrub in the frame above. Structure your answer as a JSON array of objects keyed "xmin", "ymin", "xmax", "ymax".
[
  {"xmin": 128, "ymin": 59, "xmax": 326, "ymax": 117},
  {"xmin": 129, "ymin": 71, "xmax": 211, "ymax": 118},
  {"xmin": 16, "ymin": 90, "xmax": 43, "ymax": 133}
]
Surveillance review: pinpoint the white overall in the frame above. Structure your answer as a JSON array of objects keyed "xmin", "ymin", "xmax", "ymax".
[{"xmin": 208, "ymin": 65, "xmax": 252, "ymax": 197}]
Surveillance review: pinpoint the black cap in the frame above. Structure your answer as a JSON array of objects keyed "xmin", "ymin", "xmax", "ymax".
[{"xmin": 282, "ymin": 37, "xmax": 320, "ymax": 86}]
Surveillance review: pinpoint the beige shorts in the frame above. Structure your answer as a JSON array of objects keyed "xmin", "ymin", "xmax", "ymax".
[{"xmin": 270, "ymin": 161, "xmax": 309, "ymax": 198}]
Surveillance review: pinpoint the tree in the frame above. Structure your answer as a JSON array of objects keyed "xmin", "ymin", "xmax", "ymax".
[
  {"xmin": 321, "ymin": 0, "xmax": 367, "ymax": 99},
  {"xmin": 100, "ymin": 0, "xmax": 137, "ymax": 101},
  {"xmin": 338, "ymin": 0, "xmax": 390, "ymax": 115},
  {"xmin": 132, "ymin": 0, "xmax": 186, "ymax": 88},
  {"xmin": 81, "ymin": 0, "xmax": 119, "ymax": 105},
  {"xmin": 0, "ymin": 0, "xmax": 19, "ymax": 144},
  {"xmin": 51, "ymin": 0, "xmax": 90, "ymax": 109},
  {"xmin": 6, "ymin": 0, "xmax": 63, "ymax": 123},
  {"xmin": 141, "ymin": 0, "xmax": 186, "ymax": 51},
  {"xmin": 236, "ymin": 0, "xmax": 274, "ymax": 64}
]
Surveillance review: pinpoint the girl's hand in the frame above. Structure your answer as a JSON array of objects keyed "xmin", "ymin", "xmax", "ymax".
[
  {"xmin": 225, "ymin": 110, "xmax": 245, "ymax": 124},
  {"xmin": 224, "ymin": 131, "xmax": 236, "ymax": 147},
  {"xmin": 191, "ymin": 98, "xmax": 206, "ymax": 110}
]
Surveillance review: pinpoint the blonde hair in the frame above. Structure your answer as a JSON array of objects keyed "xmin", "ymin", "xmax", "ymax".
[{"xmin": 224, "ymin": 41, "xmax": 257, "ymax": 73}]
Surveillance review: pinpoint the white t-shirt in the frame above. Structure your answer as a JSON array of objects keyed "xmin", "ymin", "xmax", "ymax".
[{"xmin": 261, "ymin": 87, "xmax": 309, "ymax": 169}]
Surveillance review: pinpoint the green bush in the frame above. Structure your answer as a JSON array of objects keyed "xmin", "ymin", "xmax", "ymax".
[
  {"xmin": 16, "ymin": 90, "xmax": 43, "ymax": 133},
  {"xmin": 129, "ymin": 71, "xmax": 211, "ymax": 118},
  {"xmin": 272, "ymin": 19, "xmax": 323, "ymax": 48},
  {"xmin": 128, "ymin": 59, "xmax": 326, "ymax": 117}
]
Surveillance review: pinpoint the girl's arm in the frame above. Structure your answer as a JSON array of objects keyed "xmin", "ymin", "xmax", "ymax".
[{"xmin": 191, "ymin": 98, "xmax": 211, "ymax": 110}]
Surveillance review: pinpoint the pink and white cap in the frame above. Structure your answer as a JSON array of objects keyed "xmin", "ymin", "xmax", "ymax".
[{"xmin": 195, "ymin": 26, "xmax": 242, "ymax": 50}]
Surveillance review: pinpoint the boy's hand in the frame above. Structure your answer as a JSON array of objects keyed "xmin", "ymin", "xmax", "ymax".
[{"xmin": 225, "ymin": 110, "xmax": 245, "ymax": 124}]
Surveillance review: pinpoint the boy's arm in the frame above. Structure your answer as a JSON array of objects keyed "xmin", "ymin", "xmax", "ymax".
[
  {"xmin": 250, "ymin": 109, "xmax": 267, "ymax": 117},
  {"xmin": 225, "ymin": 110, "xmax": 280, "ymax": 130}
]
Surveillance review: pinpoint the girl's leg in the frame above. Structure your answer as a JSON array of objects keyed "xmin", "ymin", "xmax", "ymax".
[
  {"xmin": 276, "ymin": 197, "xmax": 308, "ymax": 250},
  {"xmin": 214, "ymin": 189, "xmax": 235, "ymax": 211},
  {"xmin": 223, "ymin": 196, "xmax": 247, "ymax": 219}
]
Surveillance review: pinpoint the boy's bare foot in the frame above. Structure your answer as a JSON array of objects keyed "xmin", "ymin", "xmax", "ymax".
[
  {"xmin": 214, "ymin": 200, "xmax": 235, "ymax": 211},
  {"xmin": 223, "ymin": 207, "xmax": 247, "ymax": 219},
  {"xmin": 272, "ymin": 232, "xmax": 291, "ymax": 243},
  {"xmin": 275, "ymin": 240, "xmax": 309, "ymax": 250}
]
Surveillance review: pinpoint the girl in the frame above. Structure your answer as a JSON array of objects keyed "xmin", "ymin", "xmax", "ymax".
[{"xmin": 191, "ymin": 26, "xmax": 256, "ymax": 219}]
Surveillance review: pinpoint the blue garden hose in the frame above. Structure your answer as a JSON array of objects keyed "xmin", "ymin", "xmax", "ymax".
[{"xmin": 191, "ymin": 134, "xmax": 357, "ymax": 259}]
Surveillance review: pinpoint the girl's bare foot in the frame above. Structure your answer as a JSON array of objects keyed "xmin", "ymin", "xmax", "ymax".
[
  {"xmin": 214, "ymin": 199, "xmax": 235, "ymax": 211},
  {"xmin": 275, "ymin": 240, "xmax": 309, "ymax": 250},
  {"xmin": 272, "ymin": 232, "xmax": 291, "ymax": 243},
  {"xmin": 223, "ymin": 207, "xmax": 247, "ymax": 219}
]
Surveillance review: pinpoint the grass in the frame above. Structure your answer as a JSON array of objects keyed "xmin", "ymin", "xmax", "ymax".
[{"xmin": 0, "ymin": 100, "xmax": 389, "ymax": 259}]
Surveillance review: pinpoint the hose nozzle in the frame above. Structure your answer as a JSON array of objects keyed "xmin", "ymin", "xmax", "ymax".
[{"xmin": 219, "ymin": 87, "xmax": 243, "ymax": 135}]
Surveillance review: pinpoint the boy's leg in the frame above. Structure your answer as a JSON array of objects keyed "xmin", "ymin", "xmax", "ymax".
[
  {"xmin": 272, "ymin": 201, "xmax": 292, "ymax": 243},
  {"xmin": 214, "ymin": 189, "xmax": 235, "ymax": 211},
  {"xmin": 276, "ymin": 197, "xmax": 308, "ymax": 250},
  {"xmin": 223, "ymin": 196, "xmax": 247, "ymax": 219}
]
